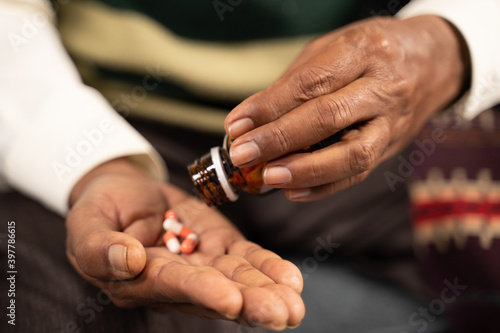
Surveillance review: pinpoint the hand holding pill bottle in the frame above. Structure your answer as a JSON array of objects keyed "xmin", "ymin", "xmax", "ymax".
[{"xmin": 189, "ymin": 132, "xmax": 344, "ymax": 206}]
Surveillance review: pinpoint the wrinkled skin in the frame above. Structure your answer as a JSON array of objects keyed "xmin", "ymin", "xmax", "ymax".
[{"xmin": 225, "ymin": 15, "xmax": 470, "ymax": 201}]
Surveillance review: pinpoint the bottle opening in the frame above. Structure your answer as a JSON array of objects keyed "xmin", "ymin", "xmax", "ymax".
[{"xmin": 187, "ymin": 147, "xmax": 238, "ymax": 206}]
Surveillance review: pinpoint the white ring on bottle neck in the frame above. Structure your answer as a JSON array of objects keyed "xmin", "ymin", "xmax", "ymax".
[
  {"xmin": 210, "ymin": 147, "xmax": 239, "ymax": 202},
  {"xmin": 222, "ymin": 134, "xmax": 230, "ymax": 151}
]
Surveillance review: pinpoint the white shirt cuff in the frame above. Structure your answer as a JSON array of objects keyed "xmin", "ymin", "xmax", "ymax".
[
  {"xmin": 397, "ymin": 0, "xmax": 500, "ymax": 120},
  {"xmin": 3, "ymin": 85, "xmax": 167, "ymax": 215}
]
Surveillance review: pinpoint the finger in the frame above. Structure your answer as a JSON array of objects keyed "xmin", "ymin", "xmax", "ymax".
[
  {"xmin": 262, "ymin": 117, "xmax": 391, "ymax": 189},
  {"xmin": 135, "ymin": 247, "xmax": 243, "ymax": 319},
  {"xmin": 228, "ymin": 241, "xmax": 303, "ymax": 294},
  {"xmin": 123, "ymin": 215, "xmax": 164, "ymax": 246},
  {"xmin": 264, "ymin": 284, "xmax": 305, "ymax": 328},
  {"xmin": 239, "ymin": 287, "xmax": 290, "ymax": 331},
  {"xmin": 210, "ymin": 252, "xmax": 304, "ymax": 328},
  {"xmin": 66, "ymin": 204, "xmax": 147, "ymax": 281},
  {"xmin": 186, "ymin": 226, "xmax": 245, "ymax": 266},
  {"xmin": 211, "ymin": 254, "xmax": 276, "ymax": 287},
  {"xmin": 224, "ymin": 37, "xmax": 368, "ymax": 138},
  {"xmin": 285, "ymin": 171, "xmax": 370, "ymax": 202},
  {"xmin": 228, "ymin": 78, "xmax": 379, "ymax": 168}
]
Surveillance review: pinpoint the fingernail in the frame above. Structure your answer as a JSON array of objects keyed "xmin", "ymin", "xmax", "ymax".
[
  {"xmin": 108, "ymin": 244, "xmax": 129, "ymax": 273},
  {"xmin": 268, "ymin": 323, "xmax": 287, "ymax": 331},
  {"xmin": 225, "ymin": 313, "xmax": 239, "ymax": 320},
  {"xmin": 264, "ymin": 166, "xmax": 292, "ymax": 185},
  {"xmin": 230, "ymin": 141, "xmax": 260, "ymax": 166},
  {"xmin": 227, "ymin": 118, "xmax": 254, "ymax": 138},
  {"xmin": 288, "ymin": 188, "xmax": 311, "ymax": 200},
  {"xmin": 288, "ymin": 324, "xmax": 300, "ymax": 329}
]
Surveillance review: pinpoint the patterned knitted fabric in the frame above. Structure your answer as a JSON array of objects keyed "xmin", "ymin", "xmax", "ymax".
[{"xmin": 408, "ymin": 107, "xmax": 500, "ymax": 333}]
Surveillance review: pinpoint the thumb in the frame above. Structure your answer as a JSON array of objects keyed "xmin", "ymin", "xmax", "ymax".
[{"xmin": 66, "ymin": 205, "xmax": 147, "ymax": 281}]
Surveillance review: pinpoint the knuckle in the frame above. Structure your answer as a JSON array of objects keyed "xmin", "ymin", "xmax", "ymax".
[
  {"xmin": 373, "ymin": 75, "xmax": 414, "ymax": 114},
  {"xmin": 293, "ymin": 66, "xmax": 332, "ymax": 102},
  {"xmin": 264, "ymin": 93, "xmax": 288, "ymax": 120},
  {"xmin": 270, "ymin": 126, "xmax": 293, "ymax": 153},
  {"xmin": 348, "ymin": 172, "xmax": 369, "ymax": 187},
  {"xmin": 74, "ymin": 234, "xmax": 101, "ymax": 272},
  {"xmin": 313, "ymin": 98, "xmax": 337, "ymax": 136},
  {"xmin": 391, "ymin": 77, "xmax": 414, "ymax": 109},
  {"xmin": 341, "ymin": 26, "xmax": 377, "ymax": 55},
  {"xmin": 348, "ymin": 142, "xmax": 377, "ymax": 174},
  {"xmin": 314, "ymin": 96, "xmax": 353, "ymax": 134},
  {"xmin": 324, "ymin": 182, "xmax": 341, "ymax": 197},
  {"xmin": 247, "ymin": 90, "xmax": 276, "ymax": 117},
  {"xmin": 307, "ymin": 160, "xmax": 326, "ymax": 186},
  {"xmin": 369, "ymin": 34, "xmax": 393, "ymax": 57},
  {"xmin": 357, "ymin": 22, "xmax": 393, "ymax": 52}
]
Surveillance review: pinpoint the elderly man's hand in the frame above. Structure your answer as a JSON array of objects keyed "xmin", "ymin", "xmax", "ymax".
[
  {"xmin": 65, "ymin": 158, "xmax": 304, "ymax": 330},
  {"xmin": 224, "ymin": 15, "xmax": 470, "ymax": 201}
]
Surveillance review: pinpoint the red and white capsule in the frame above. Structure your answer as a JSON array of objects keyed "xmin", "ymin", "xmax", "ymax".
[
  {"xmin": 163, "ymin": 231, "xmax": 181, "ymax": 254},
  {"xmin": 163, "ymin": 218, "xmax": 195, "ymax": 239},
  {"xmin": 162, "ymin": 209, "xmax": 200, "ymax": 255},
  {"xmin": 164, "ymin": 209, "xmax": 178, "ymax": 221},
  {"xmin": 180, "ymin": 233, "xmax": 199, "ymax": 254}
]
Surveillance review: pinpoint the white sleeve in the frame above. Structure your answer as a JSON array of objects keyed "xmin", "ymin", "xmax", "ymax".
[
  {"xmin": 0, "ymin": 0, "xmax": 167, "ymax": 216},
  {"xmin": 397, "ymin": 0, "xmax": 500, "ymax": 120}
]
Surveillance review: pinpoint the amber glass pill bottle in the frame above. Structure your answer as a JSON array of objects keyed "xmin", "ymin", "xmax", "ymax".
[{"xmin": 188, "ymin": 132, "xmax": 344, "ymax": 206}]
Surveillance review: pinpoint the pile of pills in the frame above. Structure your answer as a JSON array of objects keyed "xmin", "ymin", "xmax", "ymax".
[{"xmin": 162, "ymin": 210, "xmax": 199, "ymax": 254}]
